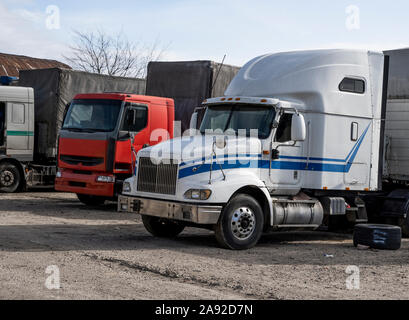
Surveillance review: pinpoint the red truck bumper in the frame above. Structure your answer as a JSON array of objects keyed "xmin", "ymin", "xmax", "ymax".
[{"xmin": 55, "ymin": 169, "xmax": 115, "ymax": 197}]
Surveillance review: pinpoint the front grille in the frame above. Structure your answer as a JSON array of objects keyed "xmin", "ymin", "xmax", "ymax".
[
  {"xmin": 60, "ymin": 155, "xmax": 104, "ymax": 167},
  {"xmin": 137, "ymin": 157, "xmax": 178, "ymax": 195}
]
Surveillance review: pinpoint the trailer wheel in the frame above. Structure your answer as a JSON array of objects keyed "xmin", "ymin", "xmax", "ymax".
[
  {"xmin": 76, "ymin": 194, "xmax": 107, "ymax": 206},
  {"xmin": 0, "ymin": 162, "xmax": 22, "ymax": 193},
  {"xmin": 215, "ymin": 194, "xmax": 264, "ymax": 250},
  {"xmin": 353, "ymin": 224, "xmax": 402, "ymax": 250},
  {"xmin": 142, "ymin": 215, "xmax": 185, "ymax": 238}
]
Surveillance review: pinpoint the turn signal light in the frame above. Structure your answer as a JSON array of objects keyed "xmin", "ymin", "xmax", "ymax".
[{"xmin": 184, "ymin": 189, "xmax": 212, "ymax": 200}]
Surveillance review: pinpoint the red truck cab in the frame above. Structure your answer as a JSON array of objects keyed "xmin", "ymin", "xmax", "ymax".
[{"xmin": 55, "ymin": 93, "xmax": 174, "ymax": 205}]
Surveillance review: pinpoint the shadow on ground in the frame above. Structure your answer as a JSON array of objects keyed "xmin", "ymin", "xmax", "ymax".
[{"xmin": 0, "ymin": 193, "xmax": 408, "ymax": 267}]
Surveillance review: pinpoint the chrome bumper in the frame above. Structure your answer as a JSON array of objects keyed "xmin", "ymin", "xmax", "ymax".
[{"xmin": 118, "ymin": 195, "xmax": 223, "ymax": 225}]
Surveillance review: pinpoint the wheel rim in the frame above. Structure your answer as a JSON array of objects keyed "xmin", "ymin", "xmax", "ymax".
[
  {"xmin": 231, "ymin": 207, "xmax": 256, "ymax": 240},
  {"xmin": 0, "ymin": 170, "xmax": 15, "ymax": 187}
]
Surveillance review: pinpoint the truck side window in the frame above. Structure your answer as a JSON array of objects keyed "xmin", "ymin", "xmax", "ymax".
[
  {"xmin": 339, "ymin": 78, "xmax": 365, "ymax": 94},
  {"xmin": 11, "ymin": 103, "xmax": 25, "ymax": 124},
  {"xmin": 275, "ymin": 113, "xmax": 293, "ymax": 143},
  {"xmin": 122, "ymin": 106, "xmax": 148, "ymax": 133}
]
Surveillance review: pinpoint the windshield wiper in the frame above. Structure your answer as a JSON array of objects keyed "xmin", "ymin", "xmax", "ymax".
[
  {"xmin": 64, "ymin": 127, "xmax": 99, "ymax": 133},
  {"xmin": 87, "ymin": 129, "xmax": 111, "ymax": 132}
]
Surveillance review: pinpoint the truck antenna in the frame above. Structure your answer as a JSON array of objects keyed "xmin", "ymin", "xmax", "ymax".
[{"xmin": 210, "ymin": 55, "xmax": 227, "ymax": 94}]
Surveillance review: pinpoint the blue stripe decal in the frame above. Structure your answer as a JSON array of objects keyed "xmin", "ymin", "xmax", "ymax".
[
  {"xmin": 178, "ymin": 123, "xmax": 371, "ymax": 179},
  {"xmin": 180, "ymin": 154, "xmax": 262, "ymax": 167}
]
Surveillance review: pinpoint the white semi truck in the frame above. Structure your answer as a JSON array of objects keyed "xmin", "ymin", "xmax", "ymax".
[{"xmin": 118, "ymin": 49, "xmax": 409, "ymax": 250}]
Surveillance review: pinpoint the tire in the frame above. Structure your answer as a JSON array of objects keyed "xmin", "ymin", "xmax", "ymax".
[
  {"xmin": 353, "ymin": 224, "xmax": 402, "ymax": 250},
  {"xmin": 215, "ymin": 194, "xmax": 264, "ymax": 250},
  {"xmin": 0, "ymin": 162, "xmax": 22, "ymax": 193},
  {"xmin": 142, "ymin": 215, "xmax": 185, "ymax": 238},
  {"xmin": 399, "ymin": 215, "xmax": 409, "ymax": 237},
  {"xmin": 76, "ymin": 194, "xmax": 107, "ymax": 206}
]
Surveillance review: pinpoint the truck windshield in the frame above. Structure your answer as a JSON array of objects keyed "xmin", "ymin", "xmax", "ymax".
[
  {"xmin": 199, "ymin": 104, "xmax": 276, "ymax": 139},
  {"xmin": 63, "ymin": 99, "xmax": 123, "ymax": 132}
]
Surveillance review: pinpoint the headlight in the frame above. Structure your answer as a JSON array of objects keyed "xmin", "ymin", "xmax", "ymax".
[
  {"xmin": 184, "ymin": 189, "xmax": 212, "ymax": 200},
  {"xmin": 56, "ymin": 171, "xmax": 62, "ymax": 178},
  {"xmin": 122, "ymin": 181, "xmax": 131, "ymax": 193},
  {"xmin": 96, "ymin": 176, "xmax": 115, "ymax": 183}
]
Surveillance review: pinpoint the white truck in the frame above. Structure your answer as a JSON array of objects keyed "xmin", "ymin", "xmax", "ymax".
[
  {"xmin": 0, "ymin": 84, "xmax": 37, "ymax": 192},
  {"xmin": 118, "ymin": 49, "xmax": 409, "ymax": 250}
]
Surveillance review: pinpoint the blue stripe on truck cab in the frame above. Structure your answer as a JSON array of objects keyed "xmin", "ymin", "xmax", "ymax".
[{"xmin": 178, "ymin": 124, "xmax": 371, "ymax": 179}]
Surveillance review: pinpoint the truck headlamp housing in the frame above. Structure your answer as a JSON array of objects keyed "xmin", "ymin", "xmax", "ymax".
[
  {"xmin": 122, "ymin": 181, "xmax": 131, "ymax": 193},
  {"xmin": 96, "ymin": 176, "xmax": 115, "ymax": 183},
  {"xmin": 184, "ymin": 189, "xmax": 212, "ymax": 200},
  {"xmin": 56, "ymin": 171, "xmax": 62, "ymax": 178}
]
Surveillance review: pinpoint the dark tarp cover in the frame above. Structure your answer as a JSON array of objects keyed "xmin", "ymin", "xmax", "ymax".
[
  {"xmin": 385, "ymin": 49, "xmax": 409, "ymax": 99},
  {"xmin": 145, "ymin": 61, "xmax": 240, "ymax": 132},
  {"xmin": 18, "ymin": 68, "xmax": 146, "ymax": 160}
]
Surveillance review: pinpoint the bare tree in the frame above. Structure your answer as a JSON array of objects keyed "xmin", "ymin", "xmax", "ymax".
[{"xmin": 64, "ymin": 30, "xmax": 167, "ymax": 78}]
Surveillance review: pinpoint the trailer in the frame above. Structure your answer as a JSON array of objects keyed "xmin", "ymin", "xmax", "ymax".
[
  {"xmin": 146, "ymin": 61, "xmax": 240, "ymax": 132},
  {"xmin": 0, "ymin": 68, "xmax": 145, "ymax": 192}
]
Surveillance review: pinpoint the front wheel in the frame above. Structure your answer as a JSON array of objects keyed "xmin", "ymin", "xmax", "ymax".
[
  {"xmin": 0, "ymin": 162, "xmax": 22, "ymax": 193},
  {"xmin": 76, "ymin": 194, "xmax": 107, "ymax": 206},
  {"xmin": 215, "ymin": 194, "xmax": 264, "ymax": 250},
  {"xmin": 142, "ymin": 215, "xmax": 186, "ymax": 238}
]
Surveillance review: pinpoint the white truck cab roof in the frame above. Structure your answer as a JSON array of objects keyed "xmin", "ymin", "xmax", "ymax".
[{"xmin": 222, "ymin": 49, "xmax": 384, "ymax": 118}]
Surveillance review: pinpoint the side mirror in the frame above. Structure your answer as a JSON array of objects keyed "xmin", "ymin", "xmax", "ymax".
[
  {"xmin": 190, "ymin": 112, "xmax": 198, "ymax": 130},
  {"xmin": 271, "ymin": 149, "xmax": 280, "ymax": 160},
  {"xmin": 214, "ymin": 136, "xmax": 227, "ymax": 149},
  {"xmin": 118, "ymin": 131, "xmax": 130, "ymax": 141},
  {"xmin": 291, "ymin": 114, "xmax": 306, "ymax": 142}
]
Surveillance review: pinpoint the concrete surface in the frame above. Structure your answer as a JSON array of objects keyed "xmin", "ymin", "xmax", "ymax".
[{"xmin": 0, "ymin": 192, "xmax": 408, "ymax": 300}]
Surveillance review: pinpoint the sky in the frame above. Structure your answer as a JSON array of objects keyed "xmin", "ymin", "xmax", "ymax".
[{"xmin": 0, "ymin": 0, "xmax": 408, "ymax": 68}]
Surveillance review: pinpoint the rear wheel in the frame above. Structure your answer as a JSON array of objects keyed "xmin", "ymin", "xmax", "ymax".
[
  {"xmin": 76, "ymin": 194, "xmax": 107, "ymax": 206},
  {"xmin": 142, "ymin": 215, "xmax": 186, "ymax": 238},
  {"xmin": 215, "ymin": 194, "xmax": 264, "ymax": 250},
  {"xmin": 0, "ymin": 162, "xmax": 22, "ymax": 193}
]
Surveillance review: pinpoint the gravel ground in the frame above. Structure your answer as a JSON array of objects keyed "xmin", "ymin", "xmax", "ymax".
[{"xmin": 0, "ymin": 191, "xmax": 408, "ymax": 300}]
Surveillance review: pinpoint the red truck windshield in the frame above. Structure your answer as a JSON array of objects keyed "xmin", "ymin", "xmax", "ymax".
[{"xmin": 63, "ymin": 99, "xmax": 123, "ymax": 132}]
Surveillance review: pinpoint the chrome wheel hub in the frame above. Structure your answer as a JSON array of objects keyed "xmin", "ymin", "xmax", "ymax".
[
  {"xmin": 231, "ymin": 207, "xmax": 256, "ymax": 240},
  {"xmin": 0, "ymin": 170, "xmax": 15, "ymax": 187}
]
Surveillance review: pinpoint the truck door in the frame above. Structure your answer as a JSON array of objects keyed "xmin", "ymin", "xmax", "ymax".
[
  {"xmin": 0, "ymin": 102, "xmax": 5, "ymax": 148},
  {"xmin": 115, "ymin": 103, "xmax": 149, "ymax": 169},
  {"xmin": 6, "ymin": 102, "xmax": 30, "ymax": 151},
  {"xmin": 270, "ymin": 112, "xmax": 304, "ymax": 186}
]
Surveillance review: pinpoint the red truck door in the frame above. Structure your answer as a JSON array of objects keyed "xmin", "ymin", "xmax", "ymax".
[{"xmin": 114, "ymin": 103, "xmax": 150, "ymax": 173}]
